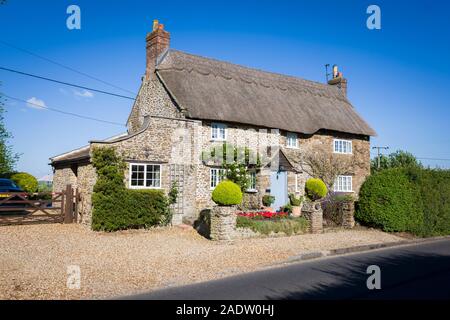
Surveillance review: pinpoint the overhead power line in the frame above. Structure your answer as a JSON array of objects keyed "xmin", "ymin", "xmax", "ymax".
[
  {"xmin": 0, "ymin": 40, "xmax": 137, "ymax": 95},
  {"xmin": 0, "ymin": 66, "xmax": 136, "ymax": 101},
  {"xmin": 2, "ymin": 94, "xmax": 126, "ymax": 127}
]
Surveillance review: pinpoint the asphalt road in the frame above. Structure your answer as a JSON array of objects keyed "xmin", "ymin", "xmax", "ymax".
[{"xmin": 126, "ymin": 238, "xmax": 450, "ymax": 300}]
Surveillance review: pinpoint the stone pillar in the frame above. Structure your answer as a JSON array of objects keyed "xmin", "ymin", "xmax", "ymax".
[
  {"xmin": 210, "ymin": 206, "xmax": 237, "ymax": 241},
  {"xmin": 302, "ymin": 201, "xmax": 323, "ymax": 234},
  {"xmin": 341, "ymin": 201, "xmax": 355, "ymax": 228}
]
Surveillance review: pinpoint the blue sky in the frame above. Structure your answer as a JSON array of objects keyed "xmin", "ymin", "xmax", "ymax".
[{"xmin": 1, "ymin": 0, "xmax": 449, "ymax": 177}]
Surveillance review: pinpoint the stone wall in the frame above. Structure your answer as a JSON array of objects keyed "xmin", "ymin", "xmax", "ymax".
[
  {"xmin": 76, "ymin": 164, "xmax": 97, "ymax": 226},
  {"xmin": 302, "ymin": 201, "xmax": 323, "ymax": 234},
  {"xmin": 210, "ymin": 206, "xmax": 236, "ymax": 241},
  {"xmin": 52, "ymin": 167, "xmax": 77, "ymax": 192}
]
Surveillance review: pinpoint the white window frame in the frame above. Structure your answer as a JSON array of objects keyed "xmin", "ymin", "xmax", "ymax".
[
  {"xmin": 246, "ymin": 172, "xmax": 257, "ymax": 192},
  {"xmin": 210, "ymin": 168, "xmax": 226, "ymax": 190},
  {"xmin": 333, "ymin": 139, "xmax": 352, "ymax": 154},
  {"xmin": 334, "ymin": 175, "xmax": 353, "ymax": 192},
  {"xmin": 129, "ymin": 163, "xmax": 162, "ymax": 189},
  {"xmin": 211, "ymin": 123, "xmax": 227, "ymax": 141},
  {"xmin": 286, "ymin": 132, "xmax": 298, "ymax": 148}
]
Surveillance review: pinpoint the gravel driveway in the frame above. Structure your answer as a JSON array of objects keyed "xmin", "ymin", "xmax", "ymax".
[{"xmin": 0, "ymin": 224, "xmax": 403, "ymax": 299}]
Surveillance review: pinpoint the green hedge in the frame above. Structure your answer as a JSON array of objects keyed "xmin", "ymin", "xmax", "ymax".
[
  {"xmin": 91, "ymin": 147, "xmax": 172, "ymax": 232},
  {"xmin": 356, "ymin": 167, "xmax": 450, "ymax": 236},
  {"xmin": 92, "ymin": 189, "xmax": 171, "ymax": 232}
]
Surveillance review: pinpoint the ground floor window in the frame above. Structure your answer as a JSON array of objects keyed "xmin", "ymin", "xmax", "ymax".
[
  {"xmin": 334, "ymin": 175, "xmax": 353, "ymax": 192},
  {"xmin": 210, "ymin": 168, "xmax": 226, "ymax": 189},
  {"xmin": 129, "ymin": 163, "xmax": 161, "ymax": 188},
  {"xmin": 247, "ymin": 171, "xmax": 257, "ymax": 192}
]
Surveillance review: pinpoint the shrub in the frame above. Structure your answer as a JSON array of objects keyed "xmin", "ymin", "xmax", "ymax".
[
  {"xmin": 91, "ymin": 147, "xmax": 172, "ymax": 231},
  {"xmin": 355, "ymin": 168, "xmax": 423, "ymax": 233},
  {"xmin": 262, "ymin": 195, "xmax": 275, "ymax": 207},
  {"xmin": 212, "ymin": 180, "xmax": 243, "ymax": 206},
  {"xmin": 305, "ymin": 178, "xmax": 327, "ymax": 200},
  {"xmin": 289, "ymin": 193, "xmax": 303, "ymax": 206},
  {"xmin": 236, "ymin": 215, "xmax": 309, "ymax": 236},
  {"xmin": 92, "ymin": 189, "xmax": 170, "ymax": 232},
  {"xmin": 9, "ymin": 172, "xmax": 38, "ymax": 193}
]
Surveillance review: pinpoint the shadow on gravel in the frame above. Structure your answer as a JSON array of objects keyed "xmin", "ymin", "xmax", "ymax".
[{"xmin": 267, "ymin": 252, "xmax": 450, "ymax": 300}]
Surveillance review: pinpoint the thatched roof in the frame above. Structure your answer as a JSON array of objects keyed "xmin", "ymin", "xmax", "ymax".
[{"xmin": 156, "ymin": 49, "xmax": 376, "ymax": 136}]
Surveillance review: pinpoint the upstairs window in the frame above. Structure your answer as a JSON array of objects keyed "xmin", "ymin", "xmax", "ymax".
[
  {"xmin": 334, "ymin": 139, "xmax": 352, "ymax": 154},
  {"xmin": 286, "ymin": 132, "xmax": 298, "ymax": 148},
  {"xmin": 129, "ymin": 163, "xmax": 161, "ymax": 188},
  {"xmin": 334, "ymin": 175, "xmax": 353, "ymax": 192},
  {"xmin": 211, "ymin": 123, "xmax": 227, "ymax": 141}
]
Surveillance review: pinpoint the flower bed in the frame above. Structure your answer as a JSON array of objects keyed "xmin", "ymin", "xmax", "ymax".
[
  {"xmin": 236, "ymin": 211, "xmax": 309, "ymax": 236},
  {"xmin": 237, "ymin": 211, "xmax": 288, "ymax": 219}
]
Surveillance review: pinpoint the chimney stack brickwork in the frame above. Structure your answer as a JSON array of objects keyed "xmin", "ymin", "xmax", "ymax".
[
  {"xmin": 327, "ymin": 65, "xmax": 348, "ymax": 97},
  {"xmin": 146, "ymin": 20, "xmax": 170, "ymax": 80}
]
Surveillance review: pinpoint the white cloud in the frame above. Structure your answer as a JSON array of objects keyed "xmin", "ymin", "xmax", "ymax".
[
  {"xmin": 73, "ymin": 89, "xmax": 94, "ymax": 98},
  {"xmin": 26, "ymin": 97, "xmax": 46, "ymax": 110}
]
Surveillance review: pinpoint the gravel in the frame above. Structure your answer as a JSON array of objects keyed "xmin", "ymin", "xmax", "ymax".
[{"xmin": 0, "ymin": 223, "xmax": 403, "ymax": 299}]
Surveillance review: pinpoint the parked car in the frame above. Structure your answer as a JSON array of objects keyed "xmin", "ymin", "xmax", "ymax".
[{"xmin": 0, "ymin": 179, "xmax": 28, "ymax": 211}]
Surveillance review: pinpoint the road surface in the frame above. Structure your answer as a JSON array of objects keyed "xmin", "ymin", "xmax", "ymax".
[{"xmin": 126, "ymin": 238, "xmax": 450, "ymax": 299}]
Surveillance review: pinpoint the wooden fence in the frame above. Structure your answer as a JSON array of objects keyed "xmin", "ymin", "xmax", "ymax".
[{"xmin": 0, "ymin": 184, "xmax": 79, "ymax": 226}]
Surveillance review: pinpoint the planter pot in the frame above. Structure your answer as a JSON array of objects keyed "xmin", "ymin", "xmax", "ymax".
[{"xmin": 291, "ymin": 205, "xmax": 301, "ymax": 217}]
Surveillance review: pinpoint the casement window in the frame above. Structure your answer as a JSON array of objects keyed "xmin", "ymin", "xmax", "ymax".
[
  {"xmin": 210, "ymin": 168, "xmax": 226, "ymax": 189},
  {"xmin": 333, "ymin": 139, "xmax": 352, "ymax": 154},
  {"xmin": 286, "ymin": 132, "xmax": 298, "ymax": 148},
  {"xmin": 211, "ymin": 123, "xmax": 227, "ymax": 141},
  {"xmin": 129, "ymin": 163, "xmax": 161, "ymax": 189},
  {"xmin": 247, "ymin": 172, "xmax": 257, "ymax": 192},
  {"xmin": 334, "ymin": 175, "xmax": 353, "ymax": 192}
]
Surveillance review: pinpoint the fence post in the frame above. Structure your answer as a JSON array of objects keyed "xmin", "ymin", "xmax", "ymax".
[{"xmin": 64, "ymin": 184, "xmax": 74, "ymax": 223}]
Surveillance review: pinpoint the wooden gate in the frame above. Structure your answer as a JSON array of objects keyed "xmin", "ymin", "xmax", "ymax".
[{"xmin": 0, "ymin": 184, "xmax": 79, "ymax": 226}]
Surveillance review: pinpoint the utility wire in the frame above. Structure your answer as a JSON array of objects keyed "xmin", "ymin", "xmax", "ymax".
[
  {"xmin": 0, "ymin": 66, "xmax": 136, "ymax": 101},
  {"xmin": 2, "ymin": 94, "xmax": 126, "ymax": 127},
  {"xmin": 0, "ymin": 40, "xmax": 137, "ymax": 95}
]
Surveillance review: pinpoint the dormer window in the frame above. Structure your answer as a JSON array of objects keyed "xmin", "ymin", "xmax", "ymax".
[
  {"xmin": 286, "ymin": 132, "xmax": 298, "ymax": 148},
  {"xmin": 333, "ymin": 139, "xmax": 352, "ymax": 154},
  {"xmin": 211, "ymin": 123, "xmax": 227, "ymax": 141}
]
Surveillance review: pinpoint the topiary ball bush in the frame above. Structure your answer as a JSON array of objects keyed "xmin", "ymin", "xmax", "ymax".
[
  {"xmin": 10, "ymin": 172, "xmax": 38, "ymax": 193},
  {"xmin": 212, "ymin": 180, "xmax": 243, "ymax": 206},
  {"xmin": 305, "ymin": 178, "xmax": 328, "ymax": 200}
]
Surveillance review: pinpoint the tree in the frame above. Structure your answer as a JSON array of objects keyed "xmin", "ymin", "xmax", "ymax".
[
  {"xmin": 0, "ymin": 88, "xmax": 20, "ymax": 174},
  {"xmin": 371, "ymin": 150, "xmax": 421, "ymax": 173}
]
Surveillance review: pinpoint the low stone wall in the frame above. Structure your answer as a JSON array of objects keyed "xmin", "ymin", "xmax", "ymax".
[
  {"xmin": 302, "ymin": 201, "xmax": 323, "ymax": 234},
  {"xmin": 341, "ymin": 201, "xmax": 355, "ymax": 228}
]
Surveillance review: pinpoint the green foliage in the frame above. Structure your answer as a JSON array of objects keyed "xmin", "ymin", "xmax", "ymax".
[
  {"xmin": 262, "ymin": 195, "xmax": 275, "ymax": 207},
  {"xmin": 168, "ymin": 181, "xmax": 178, "ymax": 205},
  {"xmin": 281, "ymin": 203, "xmax": 292, "ymax": 214},
  {"xmin": 211, "ymin": 180, "xmax": 243, "ymax": 206},
  {"xmin": 236, "ymin": 216, "xmax": 309, "ymax": 236},
  {"xmin": 0, "ymin": 89, "xmax": 20, "ymax": 174},
  {"xmin": 202, "ymin": 143, "xmax": 262, "ymax": 191},
  {"xmin": 356, "ymin": 168, "xmax": 423, "ymax": 233},
  {"xmin": 92, "ymin": 189, "xmax": 170, "ymax": 232},
  {"xmin": 371, "ymin": 150, "xmax": 422, "ymax": 173},
  {"xmin": 289, "ymin": 193, "xmax": 303, "ymax": 206},
  {"xmin": 305, "ymin": 178, "xmax": 328, "ymax": 200},
  {"xmin": 91, "ymin": 147, "xmax": 171, "ymax": 231},
  {"xmin": 8, "ymin": 172, "xmax": 38, "ymax": 193}
]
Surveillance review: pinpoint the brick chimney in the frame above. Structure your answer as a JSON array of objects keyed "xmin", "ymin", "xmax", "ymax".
[
  {"xmin": 145, "ymin": 20, "xmax": 170, "ymax": 80},
  {"xmin": 327, "ymin": 64, "xmax": 348, "ymax": 97}
]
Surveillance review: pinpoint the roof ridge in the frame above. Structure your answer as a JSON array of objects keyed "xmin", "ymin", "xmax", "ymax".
[{"xmin": 164, "ymin": 49, "xmax": 336, "ymax": 91}]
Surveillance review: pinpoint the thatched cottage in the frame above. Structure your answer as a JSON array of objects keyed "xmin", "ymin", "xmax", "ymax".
[{"xmin": 50, "ymin": 20, "xmax": 376, "ymax": 226}]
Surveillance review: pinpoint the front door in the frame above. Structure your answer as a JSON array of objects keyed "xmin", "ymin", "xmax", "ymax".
[{"xmin": 270, "ymin": 170, "xmax": 288, "ymax": 211}]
